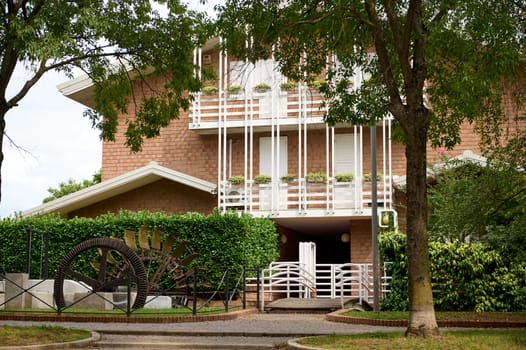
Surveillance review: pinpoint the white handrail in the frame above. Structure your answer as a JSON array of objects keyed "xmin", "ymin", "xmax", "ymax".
[{"xmin": 247, "ymin": 261, "xmax": 392, "ymax": 309}]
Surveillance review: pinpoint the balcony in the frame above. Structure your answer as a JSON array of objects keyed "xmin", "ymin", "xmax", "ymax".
[
  {"xmin": 189, "ymin": 88, "xmax": 326, "ymax": 134},
  {"xmin": 219, "ymin": 176, "xmax": 393, "ymax": 218}
]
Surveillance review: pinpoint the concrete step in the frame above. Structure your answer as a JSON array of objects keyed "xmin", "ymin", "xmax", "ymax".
[
  {"xmin": 263, "ymin": 297, "xmax": 360, "ymax": 312},
  {"xmin": 90, "ymin": 334, "xmax": 290, "ymax": 349}
]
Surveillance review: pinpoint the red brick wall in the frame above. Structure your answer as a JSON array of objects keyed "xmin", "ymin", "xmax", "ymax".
[
  {"xmin": 350, "ymin": 220, "xmax": 372, "ymax": 264},
  {"xmin": 67, "ymin": 179, "xmax": 216, "ymax": 218}
]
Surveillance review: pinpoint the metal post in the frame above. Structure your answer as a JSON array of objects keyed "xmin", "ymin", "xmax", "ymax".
[
  {"xmin": 256, "ymin": 266, "xmax": 260, "ymax": 311},
  {"xmin": 192, "ymin": 267, "xmax": 198, "ymax": 315},
  {"xmin": 25, "ymin": 227, "xmax": 32, "ymax": 276},
  {"xmin": 242, "ymin": 267, "xmax": 247, "ymax": 310},
  {"xmin": 127, "ymin": 269, "xmax": 132, "ymax": 317},
  {"xmin": 224, "ymin": 268, "xmax": 230, "ymax": 313},
  {"xmin": 371, "ymin": 126, "xmax": 380, "ymax": 311},
  {"xmin": 42, "ymin": 231, "xmax": 49, "ymax": 279}
]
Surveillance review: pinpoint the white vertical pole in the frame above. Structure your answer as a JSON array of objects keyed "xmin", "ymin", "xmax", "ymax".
[
  {"xmin": 331, "ymin": 127, "xmax": 335, "ymax": 212},
  {"xmin": 216, "ymin": 42, "xmax": 223, "ymax": 211},
  {"xmin": 371, "ymin": 125, "xmax": 379, "ymax": 311}
]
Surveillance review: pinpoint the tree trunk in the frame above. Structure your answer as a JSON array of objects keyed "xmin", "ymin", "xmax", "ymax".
[
  {"xmin": 0, "ymin": 104, "xmax": 6, "ymax": 204},
  {"xmin": 403, "ymin": 109, "xmax": 439, "ymax": 337}
]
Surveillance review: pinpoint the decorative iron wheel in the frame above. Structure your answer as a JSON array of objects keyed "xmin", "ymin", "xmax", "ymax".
[
  {"xmin": 121, "ymin": 227, "xmax": 199, "ymax": 294},
  {"xmin": 54, "ymin": 237, "xmax": 148, "ymax": 310}
]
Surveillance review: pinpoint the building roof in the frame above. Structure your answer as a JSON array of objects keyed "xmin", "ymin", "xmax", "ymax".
[
  {"xmin": 392, "ymin": 150, "xmax": 487, "ymax": 188},
  {"xmin": 22, "ymin": 162, "xmax": 216, "ymax": 217}
]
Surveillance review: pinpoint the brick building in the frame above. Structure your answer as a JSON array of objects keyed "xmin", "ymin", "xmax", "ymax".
[{"xmin": 23, "ymin": 38, "xmax": 495, "ymax": 267}]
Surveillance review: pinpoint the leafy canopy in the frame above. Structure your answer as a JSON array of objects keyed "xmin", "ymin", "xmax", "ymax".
[
  {"xmin": 1, "ymin": 0, "xmax": 211, "ymax": 152},
  {"xmin": 43, "ymin": 170, "xmax": 101, "ymax": 203},
  {"xmin": 217, "ymin": 0, "xmax": 525, "ymax": 151}
]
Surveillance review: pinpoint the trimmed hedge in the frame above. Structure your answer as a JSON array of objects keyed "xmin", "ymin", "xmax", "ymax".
[
  {"xmin": 380, "ymin": 231, "xmax": 526, "ymax": 312},
  {"xmin": 0, "ymin": 210, "xmax": 280, "ymax": 287}
]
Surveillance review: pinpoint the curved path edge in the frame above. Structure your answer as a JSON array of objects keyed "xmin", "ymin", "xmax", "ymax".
[
  {"xmin": 326, "ymin": 309, "xmax": 526, "ymax": 328},
  {"xmin": 0, "ymin": 308, "xmax": 257, "ymax": 324},
  {"xmin": 0, "ymin": 331, "xmax": 100, "ymax": 350}
]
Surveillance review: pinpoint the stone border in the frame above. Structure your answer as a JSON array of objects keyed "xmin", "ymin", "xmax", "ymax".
[
  {"xmin": 0, "ymin": 331, "xmax": 100, "ymax": 349},
  {"xmin": 0, "ymin": 308, "xmax": 257, "ymax": 324},
  {"xmin": 326, "ymin": 309, "xmax": 526, "ymax": 328},
  {"xmin": 288, "ymin": 337, "xmax": 326, "ymax": 350}
]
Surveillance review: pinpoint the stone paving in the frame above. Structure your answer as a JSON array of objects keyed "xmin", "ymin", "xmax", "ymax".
[{"xmin": 0, "ymin": 311, "xmax": 403, "ymax": 349}]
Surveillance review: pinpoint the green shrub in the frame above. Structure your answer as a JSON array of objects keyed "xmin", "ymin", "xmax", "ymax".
[
  {"xmin": 0, "ymin": 210, "xmax": 280, "ymax": 288},
  {"xmin": 379, "ymin": 230, "xmax": 526, "ymax": 312}
]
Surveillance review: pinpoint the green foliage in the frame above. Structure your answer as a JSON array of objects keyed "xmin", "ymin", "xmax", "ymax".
[
  {"xmin": 229, "ymin": 175, "xmax": 245, "ymax": 185},
  {"xmin": 254, "ymin": 174, "xmax": 272, "ymax": 184},
  {"xmin": 279, "ymin": 82, "xmax": 297, "ymax": 91},
  {"xmin": 428, "ymin": 160, "xmax": 526, "ymax": 251},
  {"xmin": 253, "ymin": 83, "xmax": 271, "ymax": 93},
  {"xmin": 379, "ymin": 231, "xmax": 526, "ymax": 312},
  {"xmin": 227, "ymin": 85, "xmax": 242, "ymax": 94},
  {"xmin": 305, "ymin": 172, "xmax": 327, "ymax": 184},
  {"xmin": 43, "ymin": 170, "xmax": 101, "ymax": 203},
  {"xmin": 0, "ymin": 211, "xmax": 279, "ymax": 288},
  {"xmin": 280, "ymin": 174, "xmax": 297, "ymax": 183},
  {"xmin": 379, "ymin": 231, "xmax": 408, "ymax": 311},
  {"xmin": 202, "ymin": 86, "xmax": 219, "ymax": 95},
  {"xmin": 1, "ymin": 1, "xmax": 212, "ymax": 154},
  {"xmin": 363, "ymin": 172, "xmax": 383, "ymax": 182},
  {"xmin": 334, "ymin": 173, "xmax": 354, "ymax": 183}
]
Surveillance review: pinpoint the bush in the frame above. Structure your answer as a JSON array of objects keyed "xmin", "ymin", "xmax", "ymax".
[
  {"xmin": 0, "ymin": 210, "xmax": 280, "ymax": 288},
  {"xmin": 379, "ymin": 230, "xmax": 526, "ymax": 312}
]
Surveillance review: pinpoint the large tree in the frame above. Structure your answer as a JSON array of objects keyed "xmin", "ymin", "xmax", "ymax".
[
  {"xmin": 216, "ymin": 0, "xmax": 525, "ymax": 336},
  {"xmin": 0, "ymin": 0, "xmax": 209, "ymax": 202}
]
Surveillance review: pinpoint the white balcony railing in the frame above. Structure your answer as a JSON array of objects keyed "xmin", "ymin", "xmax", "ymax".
[
  {"xmin": 221, "ymin": 178, "xmax": 392, "ymax": 214},
  {"xmin": 190, "ymin": 89, "xmax": 325, "ymax": 128}
]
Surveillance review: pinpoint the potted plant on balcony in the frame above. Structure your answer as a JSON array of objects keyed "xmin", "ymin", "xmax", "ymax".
[
  {"xmin": 229, "ymin": 175, "xmax": 245, "ymax": 186},
  {"xmin": 254, "ymin": 174, "xmax": 272, "ymax": 185},
  {"xmin": 280, "ymin": 173, "xmax": 297, "ymax": 183},
  {"xmin": 307, "ymin": 79, "xmax": 326, "ymax": 90},
  {"xmin": 305, "ymin": 171, "xmax": 327, "ymax": 184},
  {"xmin": 280, "ymin": 82, "xmax": 297, "ymax": 92},
  {"xmin": 202, "ymin": 85, "xmax": 218, "ymax": 95},
  {"xmin": 363, "ymin": 172, "xmax": 383, "ymax": 182},
  {"xmin": 335, "ymin": 173, "xmax": 354, "ymax": 183},
  {"xmin": 253, "ymin": 83, "xmax": 271, "ymax": 93},
  {"xmin": 227, "ymin": 84, "xmax": 243, "ymax": 95}
]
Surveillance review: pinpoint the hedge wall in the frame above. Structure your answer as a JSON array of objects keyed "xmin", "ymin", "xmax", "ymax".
[
  {"xmin": 380, "ymin": 231, "xmax": 526, "ymax": 312},
  {"xmin": 0, "ymin": 210, "xmax": 280, "ymax": 287}
]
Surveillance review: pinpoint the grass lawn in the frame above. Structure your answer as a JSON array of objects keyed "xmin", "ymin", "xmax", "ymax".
[
  {"xmin": 297, "ymin": 330, "xmax": 526, "ymax": 350},
  {"xmin": 340, "ymin": 311, "xmax": 526, "ymax": 322},
  {"xmin": 0, "ymin": 325, "xmax": 92, "ymax": 346},
  {"xmin": 0, "ymin": 306, "xmax": 227, "ymax": 317}
]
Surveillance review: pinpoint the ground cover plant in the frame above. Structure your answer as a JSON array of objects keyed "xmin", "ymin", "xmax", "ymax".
[
  {"xmin": 296, "ymin": 330, "xmax": 526, "ymax": 350},
  {"xmin": 0, "ymin": 325, "xmax": 91, "ymax": 346}
]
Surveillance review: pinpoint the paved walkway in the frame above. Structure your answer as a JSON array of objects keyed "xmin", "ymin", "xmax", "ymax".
[{"xmin": 0, "ymin": 312, "xmax": 403, "ymax": 349}]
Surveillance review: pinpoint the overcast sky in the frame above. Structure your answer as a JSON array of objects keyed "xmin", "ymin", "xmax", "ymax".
[
  {"xmin": 0, "ymin": 1, "xmax": 222, "ymax": 218},
  {"xmin": 0, "ymin": 70, "xmax": 102, "ymax": 218}
]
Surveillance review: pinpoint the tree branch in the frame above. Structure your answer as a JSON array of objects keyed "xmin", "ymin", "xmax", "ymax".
[
  {"xmin": 364, "ymin": 0, "xmax": 405, "ymax": 119},
  {"xmin": 384, "ymin": 0, "xmax": 412, "ymax": 84}
]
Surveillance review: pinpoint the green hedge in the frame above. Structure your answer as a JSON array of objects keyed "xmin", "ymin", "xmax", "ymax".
[
  {"xmin": 0, "ymin": 210, "xmax": 280, "ymax": 287},
  {"xmin": 379, "ymin": 231, "xmax": 526, "ymax": 312}
]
